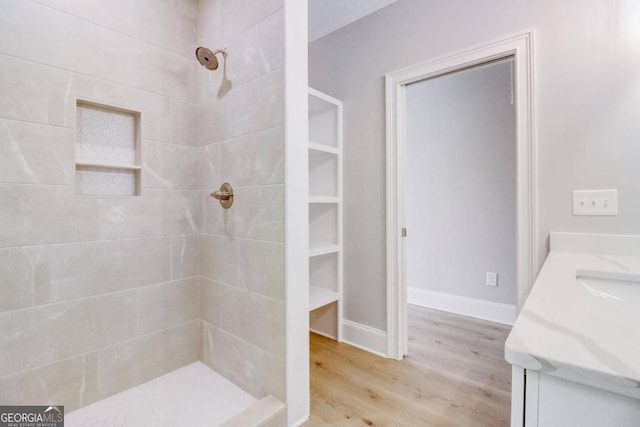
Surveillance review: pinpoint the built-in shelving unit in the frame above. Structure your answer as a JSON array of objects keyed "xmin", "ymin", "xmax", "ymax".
[
  {"xmin": 308, "ymin": 87, "xmax": 343, "ymax": 341},
  {"xmin": 74, "ymin": 100, "xmax": 142, "ymax": 197}
]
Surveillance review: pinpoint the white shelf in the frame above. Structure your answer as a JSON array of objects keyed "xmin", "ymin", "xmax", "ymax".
[
  {"xmin": 309, "ymin": 287, "xmax": 339, "ymax": 311},
  {"xmin": 309, "ymin": 142, "xmax": 339, "ymax": 155},
  {"xmin": 75, "ymin": 161, "xmax": 141, "ymax": 171},
  {"xmin": 309, "ymin": 245, "xmax": 339, "ymax": 258},
  {"xmin": 309, "ymin": 196, "xmax": 339, "ymax": 204}
]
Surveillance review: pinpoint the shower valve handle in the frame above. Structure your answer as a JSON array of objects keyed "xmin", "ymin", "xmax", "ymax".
[
  {"xmin": 211, "ymin": 189, "xmax": 231, "ymax": 201},
  {"xmin": 210, "ymin": 183, "xmax": 234, "ymax": 209}
]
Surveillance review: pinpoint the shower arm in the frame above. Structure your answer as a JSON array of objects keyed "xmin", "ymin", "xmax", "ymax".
[{"xmin": 212, "ymin": 48, "xmax": 228, "ymax": 59}]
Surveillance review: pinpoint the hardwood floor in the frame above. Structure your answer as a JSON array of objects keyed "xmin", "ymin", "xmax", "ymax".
[{"xmin": 305, "ymin": 305, "xmax": 512, "ymax": 427}]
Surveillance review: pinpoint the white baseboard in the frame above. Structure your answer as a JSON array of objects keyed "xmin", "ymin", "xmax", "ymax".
[
  {"xmin": 342, "ymin": 320, "xmax": 387, "ymax": 358},
  {"xmin": 408, "ymin": 287, "xmax": 517, "ymax": 325}
]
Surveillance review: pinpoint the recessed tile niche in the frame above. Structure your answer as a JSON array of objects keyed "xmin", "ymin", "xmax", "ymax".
[{"xmin": 75, "ymin": 100, "xmax": 142, "ymax": 196}]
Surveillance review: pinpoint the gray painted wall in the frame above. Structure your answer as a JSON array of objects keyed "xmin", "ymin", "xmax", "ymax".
[
  {"xmin": 405, "ymin": 59, "xmax": 516, "ymax": 305},
  {"xmin": 309, "ymin": 0, "xmax": 640, "ymax": 331}
]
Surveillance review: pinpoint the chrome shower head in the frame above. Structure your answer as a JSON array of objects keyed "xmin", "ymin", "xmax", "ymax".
[{"xmin": 195, "ymin": 46, "xmax": 227, "ymax": 70}]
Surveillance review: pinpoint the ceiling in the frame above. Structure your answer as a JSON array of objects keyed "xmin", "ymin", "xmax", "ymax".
[{"xmin": 308, "ymin": 0, "xmax": 399, "ymax": 42}]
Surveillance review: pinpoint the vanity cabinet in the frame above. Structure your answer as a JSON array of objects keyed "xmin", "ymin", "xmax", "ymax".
[{"xmin": 512, "ymin": 368, "xmax": 640, "ymax": 427}]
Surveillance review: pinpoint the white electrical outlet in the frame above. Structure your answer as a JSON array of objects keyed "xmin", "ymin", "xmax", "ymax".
[
  {"xmin": 486, "ymin": 272, "xmax": 498, "ymax": 287},
  {"xmin": 572, "ymin": 189, "xmax": 618, "ymax": 216}
]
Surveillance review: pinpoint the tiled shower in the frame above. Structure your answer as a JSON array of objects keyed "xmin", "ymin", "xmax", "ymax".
[{"xmin": 0, "ymin": 0, "xmax": 286, "ymax": 424}]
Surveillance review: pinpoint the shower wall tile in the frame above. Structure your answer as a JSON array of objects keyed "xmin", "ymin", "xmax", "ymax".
[
  {"xmin": 202, "ymin": 323, "xmax": 285, "ymax": 401},
  {"xmin": 0, "ymin": 290, "xmax": 138, "ymax": 378},
  {"xmin": 199, "ymin": 278, "xmax": 222, "ymax": 327},
  {"xmin": 203, "ymin": 185, "xmax": 284, "ymax": 242},
  {"xmin": 0, "ymin": 119, "xmax": 74, "ymax": 185},
  {"xmin": 196, "ymin": 9, "xmax": 284, "ymax": 105},
  {"xmin": 0, "ymin": 246, "xmax": 49, "ymax": 313},
  {"xmin": 169, "ymin": 98, "xmax": 198, "ymax": 146},
  {"xmin": 150, "ymin": 189, "xmax": 202, "ymax": 235},
  {"xmin": 97, "ymin": 320, "xmax": 201, "ymax": 398},
  {"xmin": 218, "ymin": 0, "xmax": 283, "ymax": 44},
  {"xmin": 0, "ymin": 185, "xmax": 98, "ymax": 248},
  {"xmin": 144, "ymin": 140, "xmax": 200, "ymax": 190},
  {"xmin": 198, "ymin": 68, "xmax": 284, "ymax": 145},
  {"xmin": 48, "ymin": 69, "xmax": 171, "ymax": 142},
  {"xmin": 0, "ymin": 54, "xmax": 50, "ymax": 123},
  {"xmin": 171, "ymin": 234, "xmax": 199, "ymax": 280},
  {"xmin": 0, "ymin": 352, "xmax": 100, "ymax": 412},
  {"xmin": 138, "ymin": 278, "xmax": 200, "ymax": 335},
  {"xmin": 199, "ymin": 126, "xmax": 285, "ymax": 189},
  {"xmin": 0, "ymin": 0, "xmax": 196, "ymax": 101},
  {"xmin": 199, "ymin": 234, "xmax": 285, "ymax": 301},
  {"xmin": 138, "ymin": 0, "xmax": 198, "ymax": 58},
  {"xmin": 220, "ymin": 286, "xmax": 285, "ymax": 360},
  {"xmin": 43, "ymin": 237, "xmax": 171, "ymax": 305},
  {"xmin": 31, "ymin": 0, "xmax": 139, "ymax": 38}
]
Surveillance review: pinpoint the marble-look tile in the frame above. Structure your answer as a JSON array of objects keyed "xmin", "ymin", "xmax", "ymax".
[
  {"xmin": 203, "ymin": 185, "xmax": 284, "ymax": 242},
  {"xmin": 98, "ymin": 320, "xmax": 200, "ymax": 398},
  {"xmin": 0, "ymin": 54, "xmax": 50, "ymax": 123},
  {"xmin": 0, "ymin": 119, "xmax": 73, "ymax": 185},
  {"xmin": 93, "ymin": 196, "xmax": 164, "ymax": 242},
  {"xmin": 0, "ymin": 0, "xmax": 195, "ymax": 101},
  {"xmin": 199, "ymin": 126, "xmax": 284, "ymax": 189},
  {"xmin": 149, "ymin": 189, "xmax": 202, "ymax": 235},
  {"xmin": 138, "ymin": 278, "xmax": 199, "ymax": 335},
  {"xmin": 199, "ymin": 278, "xmax": 222, "ymax": 327},
  {"xmin": 221, "ymin": 126, "xmax": 284, "ymax": 186},
  {"xmin": 199, "ymin": 234, "xmax": 284, "ymax": 300},
  {"xmin": 31, "ymin": 0, "xmax": 139, "ymax": 38},
  {"xmin": 219, "ymin": 0, "xmax": 283, "ymax": 44},
  {"xmin": 197, "ymin": 10, "xmax": 284, "ymax": 105},
  {"xmin": 169, "ymin": 98, "xmax": 198, "ymax": 146},
  {"xmin": 171, "ymin": 234, "xmax": 199, "ymax": 280},
  {"xmin": 0, "ymin": 291, "xmax": 138, "ymax": 378},
  {"xmin": 202, "ymin": 323, "xmax": 285, "ymax": 401},
  {"xmin": 0, "ymin": 352, "xmax": 100, "ymax": 412},
  {"xmin": 0, "ymin": 185, "xmax": 97, "ymax": 248},
  {"xmin": 138, "ymin": 0, "xmax": 197, "ymax": 57},
  {"xmin": 220, "ymin": 286, "xmax": 285, "ymax": 359},
  {"xmin": 49, "ymin": 69, "xmax": 170, "ymax": 142},
  {"xmin": 0, "ymin": 246, "xmax": 49, "ymax": 313},
  {"xmin": 198, "ymin": 68, "xmax": 284, "ymax": 145},
  {"xmin": 144, "ymin": 140, "xmax": 199, "ymax": 190},
  {"xmin": 43, "ymin": 237, "xmax": 170, "ymax": 304}
]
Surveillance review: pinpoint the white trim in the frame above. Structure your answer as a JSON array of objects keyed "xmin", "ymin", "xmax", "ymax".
[
  {"xmin": 385, "ymin": 30, "xmax": 537, "ymax": 360},
  {"xmin": 284, "ymin": 0, "xmax": 309, "ymax": 425},
  {"xmin": 342, "ymin": 320, "xmax": 388, "ymax": 358},
  {"xmin": 511, "ymin": 366, "xmax": 526, "ymax": 427},
  {"xmin": 289, "ymin": 416, "xmax": 310, "ymax": 427},
  {"xmin": 408, "ymin": 288, "xmax": 517, "ymax": 326},
  {"xmin": 310, "ymin": 328, "xmax": 337, "ymax": 341}
]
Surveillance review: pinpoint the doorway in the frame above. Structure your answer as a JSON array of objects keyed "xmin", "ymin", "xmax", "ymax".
[{"xmin": 385, "ymin": 32, "xmax": 537, "ymax": 360}]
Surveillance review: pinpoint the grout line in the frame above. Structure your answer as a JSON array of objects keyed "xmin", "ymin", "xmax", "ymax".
[
  {"xmin": 0, "ymin": 318, "xmax": 201, "ymax": 380},
  {"xmin": 198, "ymin": 276, "xmax": 285, "ymax": 304},
  {"xmin": 197, "ymin": 123, "xmax": 283, "ymax": 147},
  {"xmin": 0, "ymin": 115, "xmax": 72, "ymax": 130},
  {"xmin": 27, "ymin": 0, "xmax": 196, "ymax": 61},
  {"xmin": 0, "ymin": 275, "xmax": 202, "ymax": 316},
  {"xmin": 0, "ymin": 51, "xmax": 194, "ymax": 104},
  {"xmin": 201, "ymin": 320, "xmax": 285, "ymax": 363}
]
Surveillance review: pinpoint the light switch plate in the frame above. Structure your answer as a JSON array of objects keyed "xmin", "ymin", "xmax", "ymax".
[
  {"xmin": 572, "ymin": 189, "xmax": 618, "ymax": 216},
  {"xmin": 486, "ymin": 272, "xmax": 498, "ymax": 287}
]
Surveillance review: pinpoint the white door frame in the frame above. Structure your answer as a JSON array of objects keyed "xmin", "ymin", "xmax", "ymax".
[{"xmin": 385, "ymin": 30, "xmax": 537, "ymax": 360}]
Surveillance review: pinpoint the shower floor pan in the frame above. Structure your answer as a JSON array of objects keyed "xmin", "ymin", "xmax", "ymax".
[{"xmin": 66, "ymin": 362, "xmax": 259, "ymax": 426}]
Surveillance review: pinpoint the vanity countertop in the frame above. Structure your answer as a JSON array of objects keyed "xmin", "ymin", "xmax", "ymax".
[{"xmin": 505, "ymin": 232, "xmax": 640, "ymax": 399}]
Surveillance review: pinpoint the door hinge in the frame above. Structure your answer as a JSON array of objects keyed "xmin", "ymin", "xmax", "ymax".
[{"xmin": 402, "ymin": 227, "xmax": 407, "ymax": 237}]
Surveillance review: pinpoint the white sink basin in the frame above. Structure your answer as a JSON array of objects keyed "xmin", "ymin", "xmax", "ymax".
[{"xmin": 577, "ymin": 269, "xmax": 640, "ymax": 300}]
